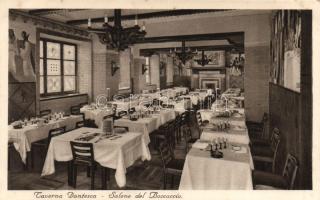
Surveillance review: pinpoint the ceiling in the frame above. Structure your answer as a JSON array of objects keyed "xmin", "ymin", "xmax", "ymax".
[
  {"xmin": 21, "ymin": 9, "xmax": 230, "ymax": 26},
  {"xmin": 17, "ymin": 9, "xmax": 244, "ymax": 50}
]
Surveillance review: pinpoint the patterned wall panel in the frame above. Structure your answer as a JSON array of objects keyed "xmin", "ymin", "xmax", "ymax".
[{"xmin": 8, "ymin": 83, "xmax": 36, "ymax": 122}]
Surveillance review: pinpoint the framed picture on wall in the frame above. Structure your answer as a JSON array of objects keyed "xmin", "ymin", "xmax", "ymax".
[
  {"xmin": 193, "ymin": 50, "xmax": 225, "ymax": 67},
  {"xmin": 204, "ymin": 50, "xmax": 225, "ymax": 67}
]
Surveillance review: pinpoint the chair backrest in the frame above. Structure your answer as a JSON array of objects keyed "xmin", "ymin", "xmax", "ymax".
[
  {"xmin": 261, "ymin": 112, "xmax": 268, "ymax": 124},
  {"xmin": 102, "ymin": 118, "xmax": 113, "ymax": 134},
  {"xmin": 174, "ymin": 114, "xmax": 181, "ymax": 127},
  {"xmin": 270, "ymin": 128, "xmax": 281, "ymax": 172},
  {"xmin": 118, "ymin": 110, "xmax": 128, "ymax": 117},
  {"xmin": 153, "ymin": 99, "xmax": 162, "ymax": 106},
  {"xmin": 75, "ymin": 121, "xmax": 85, "ymax": 129},
  {"xmin": 40, "ymin": 109, "xmax": 51, "ymax": 117},
  {"xmin": 48, "ymin": 126, "xmax": 66, "ymax": 144},
  {"xmin": 158, "ymin": 139, "xmax": 174, "ymax": 168},
  {"xmin": 128, "ymin": 107, "xmax": 135, "ymax": 114},
  {"xmin": 112, "ymin": 104, "xmax": 117, "ymax": 114},
  {"xmin": 70, "ymin": 141, "xmax": 95, "ymax": 165},
  {"xmin": 79, "ymin": 102, "xmax": 88, "ymax": 107},
  {"xmin": 180, "ymin": 112, "xmax": 187, "ymax": 125},
  {"xmin": 162, "ymin": 104, "xmax": 174, "ymax": 109},
  {"xmin": 282, "ymin": 153, "xmax": 299, "ymax": 189},
  {"xmin": 103, "ymin": 114, "xmax": 113, "ymax": 120},
  {"xmin": 196, "ymin": 111, "xmax": 203, "ymax": 126},
  {"xmin": 70, "ymin": 105, "xmax": 81, "ymax": 115},
  {"xmin": 270, "ymin": 128, "xmax": 281, "ymax": 151}
]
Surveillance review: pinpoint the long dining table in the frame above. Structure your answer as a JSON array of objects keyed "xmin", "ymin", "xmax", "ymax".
[
  {"xmin": 113, "ymin": 109, "xmax": 177, "ymax": 144},
  {"xmin": 8, "ymin": 115, "xmax": 83, "ymax": 164},
  {"xmin": 179, "ymin": 140, "xmax": 254, "ymax": 190},
  {"xmin": 41, "ymin": 127, "xmax": 151, "ymax": 188}
]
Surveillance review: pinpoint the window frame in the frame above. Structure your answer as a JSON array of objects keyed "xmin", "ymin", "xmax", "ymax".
[{"xmin": 40, "ymin": 38, "xmax": 78, "ymax": 97}]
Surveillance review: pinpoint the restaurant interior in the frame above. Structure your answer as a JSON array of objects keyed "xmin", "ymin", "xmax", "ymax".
[{"xmin": 6, "ymin": 9, "xmax": 312, "ymax": 190}]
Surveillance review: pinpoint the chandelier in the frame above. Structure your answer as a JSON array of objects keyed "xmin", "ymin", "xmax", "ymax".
[
  {"xmin": 172, "ymin": 41, "xmax": 197, "ymax": 64},
  {"xmin": 88, "ymin": 9, "xmax": 146, "ymax": 51}
]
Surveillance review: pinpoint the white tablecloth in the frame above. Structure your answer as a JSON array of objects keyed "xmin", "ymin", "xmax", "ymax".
[
  {"xmin": 221, "ymin": 88, "xmax": 241, "ymax": 98},
  {"xmin": 41, "ymin": 127, "xmax": 151, "ymax": 188},
  {"xmin": 80, "ymin": 107, "xmax": 113, "ymax": 127},
  {"xmin": 8, "ymin": 115, "xmax": 83, "ymax": 164},
  {"xmin": 199, "ymin": 109, "xmax": 246, "ymax": 127},
  {"xmin": 151, "ymin": 110, "xmax": 176, "ymax": 125},
  {"xmin": 200, "ymin": 128, "xmax": 250, "ymax": 145},
  {"xmin": 111, "ymin": 100, "xmax": 140, "ymax": 111},
  {"xmin": 114, "ymin": 117, "xmax": 159, "ymax": 144},
  {"xmin": 173, "ymin": 87, "xmax": 189, "ymax": 95},
  {"xmin": 179, "ymin": 142, "xmax": 254, "ymax": 190},
  {"xmin": 161, "ymin": 89, "xmax": 178, "ymax": 98}
]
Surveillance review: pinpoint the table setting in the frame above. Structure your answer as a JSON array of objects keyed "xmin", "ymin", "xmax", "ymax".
[
  {"xmin": 179, "ymin": 138, "xmax": 254, "ymax": 190},
  {"xmin": 41, "ymin": 127, "xmax": 151, "ymax": 188},
  {"xmin": 8, "ymin": 113, "xmax": 83, "ymax": 164}
]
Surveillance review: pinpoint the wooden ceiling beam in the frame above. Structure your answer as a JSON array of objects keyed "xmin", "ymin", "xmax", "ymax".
[
  {"xmin": 66, "ymin": 9, "xmax": 231, "ymax": 25},
  {"xmin": 135, "ymin": 32, "xmax": 244, "ymax": 44}
]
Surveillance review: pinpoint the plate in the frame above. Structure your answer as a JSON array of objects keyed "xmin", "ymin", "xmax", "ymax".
[{"xmin": 232, "ymin": 146, "xmax": 241, "ymax": 151}]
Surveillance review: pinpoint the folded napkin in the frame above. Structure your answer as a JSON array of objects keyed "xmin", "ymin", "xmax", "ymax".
[
  {"xmin": 234, "ymin": 146, "xmax": 247, "ymax": 154},
  {"xmin": 192, "ymin": 141, "xmax": 209, "ymax": 149},
  {"xmin": 232, "ymin": 125, "xmax": 247, "ymax": 131}
]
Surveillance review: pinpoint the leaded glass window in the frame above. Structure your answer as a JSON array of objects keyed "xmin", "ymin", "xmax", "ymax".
[{"xmin": 39, "ymin": 38, "xmax": 77, "ymax": 96}]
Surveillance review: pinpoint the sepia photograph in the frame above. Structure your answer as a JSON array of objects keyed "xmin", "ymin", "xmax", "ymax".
[{"xmin": 1, "ymin": 0, "xmax": 319, "ymax": 200}]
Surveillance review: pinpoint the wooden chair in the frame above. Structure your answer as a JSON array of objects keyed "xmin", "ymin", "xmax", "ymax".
[
  {"xmin": 39, "ymin": 109, "xmax": 51, "ymax": 117},
  {"xmin": 153, "ymin": 99, "xmax": 162, "ymax": 106},
  {"xmin": 75, "ymin": 120, "xmax": 85, "ymax": 129},
  {"xmin": 31, "ymin": 126, "xmax": 66, "ymax": 169},
  {"xmin": 8, "ymin": 140, "xmax": 14, "ymax": 170},
  {"xmin": 253, "ymin": 153, "xmax": 298, "ymax": 189},
  {"xmin": 195, "ymin": 111, "xmax": 209, "ymax": 135},
  {"xmin": 174, "ymin": 114, "xmax": 182, "ymax": 144},
  {"xmin": 113, "ymin": 110, "xmax": 128, "ymax": 121},
  {"xmin": 128, "ymin": 107, "xmax": 136, "ymax": 114},
  {"xmin": 155, "ymin": 120, "xmax": 175, "ymax": 151},
  {"xmin": 79, "ymin": 102, "xmax": 88, "ymax": 107},
  {"xmin": 70, "ymin": 105, "xmax": 85, "ymax": 121},
  {"xmin": 158, "ymin": 139, "xmax": 185, "ymax": 189},
  {"xmin": 70, "ymin": 141, "xmax": 109, "ymax": 190},
  {"xmin": 247, "ymin": 112, "xmax": 268, "ymax": 140},
  {"xmin": 252, "ymin": 128, "xmax": 281, "ymax": 173}
]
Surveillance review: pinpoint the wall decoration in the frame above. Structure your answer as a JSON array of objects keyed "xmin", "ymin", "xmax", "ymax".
[
  {"xmin": 270, "ymin": 10, "xmax": 301, "ymax": 92},
  {"xmin": 111, "ymin": 60, "xmax": 119, "ymax": 76},
  {"xmin": 193, "ymin": 50, "xmax": 225, "ymax": 67},
  {"xmin": 8, "ymin": 82, "xmax": 36, "ymax": 122},
  {"xmin": 9, "ymin": 29, "xmax": 36, "ymax": 83},
  {"xmin": 227, "ymin": 52, "xmax": 245, "ymax": 76}
]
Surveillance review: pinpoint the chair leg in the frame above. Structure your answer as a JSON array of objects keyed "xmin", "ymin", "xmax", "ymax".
[
  {"xmin": 101, "ymin": 167, "xmax": 109, "ymax": 189},
  {"xmin": 31, "ymin": 146, "xmax": 34, "ymax": 169},
  {"xmin": 25, "ymin": 154, "xmax": 29, "ymax": 170},
  {"xmin": 8, "ymin": 146, "xmax": 11, "ymax": 171},
  {"xmin": 163, "ymin": 172, "xmax": 167, "ymax": 189},
  {"xmin": 91, "ymin": 165, "xmax": 95, "ymax": 190},
  {"xmin": 73, "ymin": 164, "xmax": 77, "ymax": 188},
  {"xmin": 67, "ymin": 161, "xmax": 73, "ymax": 186},
  {"xmin": 171, "ymin": 174, "xmax": 174, "ymax": 189},
  {"xmin": 87, "ymin": 166, "xmax": 91, "ymax": 177}
]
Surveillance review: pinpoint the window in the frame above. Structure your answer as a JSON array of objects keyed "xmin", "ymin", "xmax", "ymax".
[
  {"xmin": 145, "ymin": 57, "xmax": 151, "ymax": 84},
  {"xmin": 40, "ymin": 39, "xmax": 77, "ymax": 96}
]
